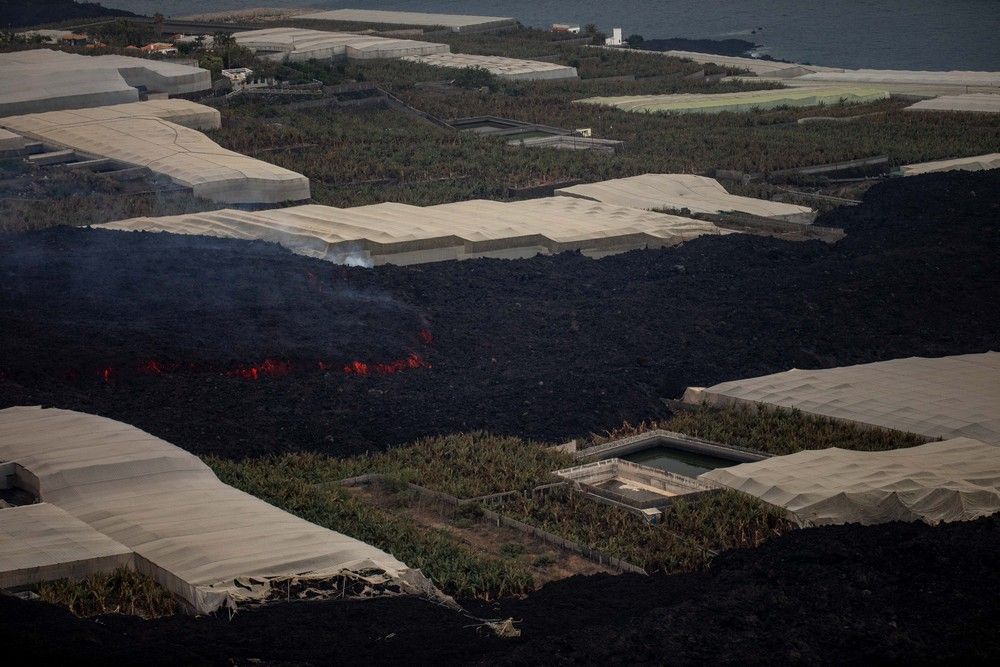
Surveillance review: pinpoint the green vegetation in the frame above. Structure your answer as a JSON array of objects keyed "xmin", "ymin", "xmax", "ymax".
[
  {"xmin": 500, "ymin": 487, "xmax": 793, "ymax": 571},
  {"xmin": 36, "ymin": 568, "xmax": 178, "ymax": 618},
  {"xmin": 231, "ymin": 432, "xmax": 573, "ymax": 499},
  {"xmin": 210, "ymin": 432, "xmax": 795, "ymax": 589},
  {"xmin": 199, "ymin": 42, "xmax": 997, "ymax": 209},
  {"xmin": 428, "ymin": 30, "xmax": 727, "ymax": 80},
  {"xmin": 86, "ymin": 19, "xmax": 154, "ymax": 47},
  {"xmin": 6, "ymin": 28, "xmax": 997, "ymax": 230},
  {"xmin": 201, "ymin": 90, "xmax": 1000, "ymax": 212},
  {"xmin": 210, "ymin": 453, "xmax": 534, "ymax": 599},
  {"xmin": 200, "ymin": 417, "xmax": 913, "ymax": 588},
  {"xmin": 590, "ymin": 404, "xmax": 927, "ymax": 455}
]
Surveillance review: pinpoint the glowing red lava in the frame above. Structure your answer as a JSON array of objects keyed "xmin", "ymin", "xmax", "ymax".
[
  {"xmin": 342, "ymin": 353, "xmax": 428, "ymax": 376},
  {"xmin": 84, "ymin": 328, "xmax": 433, "ymax": 383},
  {"xmin": 228, "ymin": 358, "xmax": 291, "ymax": 381}
]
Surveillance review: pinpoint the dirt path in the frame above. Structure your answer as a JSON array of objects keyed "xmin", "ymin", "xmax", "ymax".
[{"xmin": 346, "ymin": 484, "xmax": 612, "ymax": 586}]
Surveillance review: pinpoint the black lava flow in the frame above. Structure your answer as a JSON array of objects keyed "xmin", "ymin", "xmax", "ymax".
[
  {"xmin": 4, "ymin": 517, "xmax": 998, "ymax": 665},
  {"xmin": 1, "ymin": 170, "xmax": 998, "ymax": 457}
]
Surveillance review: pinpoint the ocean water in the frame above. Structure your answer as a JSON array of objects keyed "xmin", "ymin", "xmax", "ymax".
[{"xmin": 102, "ymin": 0, "xmax": 1000, "ymax": 71}]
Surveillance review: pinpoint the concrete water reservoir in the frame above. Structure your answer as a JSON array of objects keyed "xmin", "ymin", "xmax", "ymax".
[
  {"xmin": 623, "ymin": 446, "xmax": 737, "ymax": 477},
  {"xmin": 554, "ymin": 458, "xmax": 719, "ymax": 512},
  {"xmin": 578, "ymin": 429, "xmax": 769, "ymax": 478}
]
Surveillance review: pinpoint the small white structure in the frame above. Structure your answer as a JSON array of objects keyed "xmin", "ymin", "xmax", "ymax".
[
  {"xmin": 221, "ymin": 67, "xmax": 254, "ymax": 86},
  {"xmin": 605, "ymin": 28, "xmax": 624, "ymax": 46}
]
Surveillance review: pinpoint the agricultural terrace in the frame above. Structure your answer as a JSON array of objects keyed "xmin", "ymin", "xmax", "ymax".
[
  {"xmin": 588, "ymin": 404, "xmax": 929, "ymax": 454},
  {"xmin": 35, "ymin": 569, "xmax": 178, "ymax": 619},
  {"xmin": 4, "ymin": 27, "xmax": 1000, "ymax": 230},
  {"xmin": 209, "ymin": 74, "xmax": 999, "ymax": 208},
  {"xmin": 207, "ymin": 406, "xmax": 923, "ymax": 599}
]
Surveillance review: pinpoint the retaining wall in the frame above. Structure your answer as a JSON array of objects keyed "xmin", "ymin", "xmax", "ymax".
[{"xmin": 579, "ymin": 430, "xmax": 771, "ymax": 463}]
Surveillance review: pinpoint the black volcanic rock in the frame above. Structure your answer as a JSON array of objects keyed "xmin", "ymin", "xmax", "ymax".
[{"xmin": 1, "ymin": 170, "xmax": 998, "ymax": 456}]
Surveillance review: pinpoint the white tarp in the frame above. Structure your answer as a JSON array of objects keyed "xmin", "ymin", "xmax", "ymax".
[
  {"xmin": 0, "ymin": 406, "xmax": 435, "ymax": 613},
  {"xmin": 99, "ymin": 196, "xmax": 727, "ymax": 265},
  {"xmin": 402, "ymin": 53, "xmax": 578, "ymax": 81},
  {"xmin": 1, "ymin": 98, "xmax": 222, "ymax": 131},
  {"xmin": 0, "ymin": 49, "xmax": 211, "ymax": 116},
  {"xmin": 626, "ymin": 48, "xmax": 843, "ymax": 78},
  {"xmin": 298, "ymin": 9, "xmax": 515, "ymax": 32},
  {"xmin": 0, "ymin": 129, "xmax": 26, "ymax": 152},
  {"xmin": 233, "ymin": 28, "xmax": 449, "ymax": 63},
  {"xmin": 0, "ymin": 102, "xmax": 309, "ymax": 204},
  {"xmin": 556, "ymin": 174, "xmax": 815, "ymax": 222},
  {"xmin": 684, "ymin": 352, "xmax": 1000, "ymax": 445},
  {"xmin": 575, "ymin": 87, "xmax": 888, "ymax": 114},
  {"xmin": 701, "ymin": 438, "xmax": 1000, "ymax": 526},
  {"xmin": 905, "ymin": 93, "xmax": 1000, "ymax": 114},
  {"xmin": 898, "ymin": 153, "xmax": 1000, "ymax": 176},
  {"xmin": 795, "ymin": 69, "xmax": 1000, "ymax": 91},
  {"xmin": 0, "ymin": 503, "xmax": 133, "ymax": 589}
]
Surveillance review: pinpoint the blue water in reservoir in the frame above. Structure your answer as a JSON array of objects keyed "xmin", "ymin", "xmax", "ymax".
[{"xmin": 101, "ymin": 0, "xmax": 1000, "ymax": 70}]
